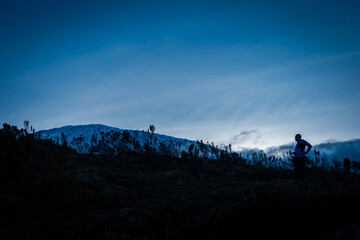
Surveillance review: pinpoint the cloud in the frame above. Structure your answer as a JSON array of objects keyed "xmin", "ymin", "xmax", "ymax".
[
  {"xmin": 264, "ymin": 139, "xmax": 360, "ymax": 162},
  {"xmin": 265, "ymin": 143, "xmax": 294, "ymax": 157},
  {"xmin": 230, "ymin": 130, "xmax": 262, "ymax": 149},
  {"xmin": 315, "ymin": 139, "xmax": 360, "ymax": 161}
]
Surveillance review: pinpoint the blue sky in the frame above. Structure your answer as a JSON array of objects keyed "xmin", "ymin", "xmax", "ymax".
[{"xmin": 1, "ymin": 0, "xmax": 360, "ymax": 150}]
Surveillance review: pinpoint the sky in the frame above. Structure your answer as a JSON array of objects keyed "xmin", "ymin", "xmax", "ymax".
[{"xmin": 1, "ymin": 0, "xmax": 360, "ymax": 150}]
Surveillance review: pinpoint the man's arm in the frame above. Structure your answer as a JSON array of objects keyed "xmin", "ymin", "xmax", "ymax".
[{"xmin": 303, "ymin": 140, "xmax": 312, "ymax": 154}]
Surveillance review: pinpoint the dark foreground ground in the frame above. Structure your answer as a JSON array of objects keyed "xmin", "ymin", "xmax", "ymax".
[{"xmin": 1, "ymin": 130, "xmax": 360, "ymax": 239}]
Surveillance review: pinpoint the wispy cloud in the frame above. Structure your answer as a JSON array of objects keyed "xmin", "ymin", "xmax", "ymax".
[{"xmin": 229, "ymin": 129, "xmax": 262, "ymax": 150}]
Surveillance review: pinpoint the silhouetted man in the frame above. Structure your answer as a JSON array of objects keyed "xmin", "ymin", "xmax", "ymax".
[{"xmin": 290, "ymin": 134, "xmax": 312, "ymax": 181}]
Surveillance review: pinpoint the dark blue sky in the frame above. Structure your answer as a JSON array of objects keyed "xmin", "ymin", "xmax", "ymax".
[{"xmin": 1, "ymin": 0, "xmax": 359, "ymax": 149}]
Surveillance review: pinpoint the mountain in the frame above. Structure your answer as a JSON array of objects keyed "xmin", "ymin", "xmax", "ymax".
[
  {"xmin": 38, "ymin": 124, "xmax": 225, "ymax": 159},
  {"xmin": 38, "ymin": 124, "xmax": 360, "ymax": 165}
]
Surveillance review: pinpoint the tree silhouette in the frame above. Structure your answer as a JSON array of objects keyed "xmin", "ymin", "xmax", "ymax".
[
  {"xmin": 149, "ymin": 125, "xmax": 155, "ymax": 134},
  {"xmin": 23, "ymin": 120, "xmax": 29, "ymax": 132},
  {"xmin": 61, "ymin": 132, "xmax": 67, "ymax": 147}
]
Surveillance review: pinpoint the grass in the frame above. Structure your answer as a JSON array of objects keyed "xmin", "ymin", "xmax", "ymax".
[{"xmin": 1, "ymin": 125, "xmax": 360, "ymax": 239}]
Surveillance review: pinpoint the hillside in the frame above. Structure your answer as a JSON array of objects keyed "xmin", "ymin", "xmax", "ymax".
[
  {"xmin": 38, "ymin": 124, "xmax": 223, "ymax": 159},
  {"xmin": 1, "ymin": 123, "xmax": 360, "ymax": 240},
  {"xmin": 38, "ymin": 124, "xmax": 360, "ymax": 174}
]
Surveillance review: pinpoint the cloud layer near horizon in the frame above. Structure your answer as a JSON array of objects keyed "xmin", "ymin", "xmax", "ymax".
[{"xmin": 265, "ymin": 139, "xmax": 360, "ymax": 162}]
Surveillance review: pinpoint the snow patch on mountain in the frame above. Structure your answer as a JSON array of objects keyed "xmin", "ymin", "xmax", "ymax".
[{"xmin": 37, "ymin": 124, "xmax": 223, "ymax": 159}]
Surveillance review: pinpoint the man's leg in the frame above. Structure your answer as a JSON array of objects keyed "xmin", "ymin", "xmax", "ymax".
[
  {"xmin": 294, "ymin": 158, "xmax": 300, "ymax": 180},
  {"xmin": 299, "ymin": 157, "xmax": 305, "ymax": 181}
]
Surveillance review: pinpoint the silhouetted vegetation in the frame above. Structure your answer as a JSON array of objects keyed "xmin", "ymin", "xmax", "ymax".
[{"xmin": 1, "ymin": 123, "xmax": 360, "ymax": 240}]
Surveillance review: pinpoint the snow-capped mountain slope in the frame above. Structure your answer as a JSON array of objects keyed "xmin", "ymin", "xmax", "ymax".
[
  {"xmin": 36, "ymin": 124, "xmax": 360, "ymax": 173},
  {"xmin": 38, "ymin": 124, "xmax": 222, "ymax": 159}
]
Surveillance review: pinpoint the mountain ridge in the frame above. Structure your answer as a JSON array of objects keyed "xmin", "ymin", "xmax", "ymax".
[
  {"xmin": 38, "ymin": 124, "xmax": 225, "ymax": 159},
  {"xmin": 38, "ymin": 124, "xmax": 360, "ymax": 163}
]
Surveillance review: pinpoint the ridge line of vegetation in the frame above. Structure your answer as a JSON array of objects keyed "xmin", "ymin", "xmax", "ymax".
[{"xmin": 1, "ymin": 123, "xmax": 360, "ymax": 240}]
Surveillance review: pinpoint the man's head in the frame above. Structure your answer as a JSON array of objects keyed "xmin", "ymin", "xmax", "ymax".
[{"xmin": 295, "ymin": 134, "xmax": 302, "ymax": 142}]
